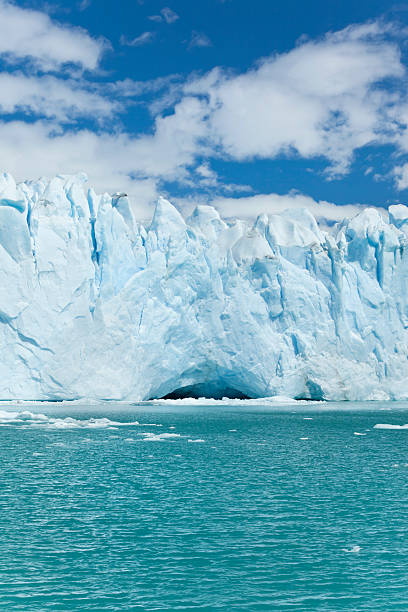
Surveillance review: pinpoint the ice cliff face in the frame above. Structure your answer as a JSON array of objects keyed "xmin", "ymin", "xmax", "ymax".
[{"xmin": 1, "ymin": 171, "xmax": 408, "ymax": 401}]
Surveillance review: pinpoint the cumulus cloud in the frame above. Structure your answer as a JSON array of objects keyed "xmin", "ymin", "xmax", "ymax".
[
  {"xmin": 0, "ymin": 119, "xmax": 159, "ymax": 213},
  {"xmin": 0, "ymin": 96, "xmax": 208, "ymax": 199},
  {"xmin": 183, "ymin": 22, "xmax": 404, "ymax": 176},
  {"xmin": 0, "ymin": 73, "xmax": 118, "ymax": 122},
  {"xmin": 0, "ymin": 0, "xmax": 105, "ymax": 70},
  {"xmin": 0, "ymin": 5, "xmax": 408, "ymax": 215}
]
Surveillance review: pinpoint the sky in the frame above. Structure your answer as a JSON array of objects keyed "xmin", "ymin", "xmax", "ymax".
[{"xmin": 2, "ymin": 0, "xmax": 408, "ymax": 221}]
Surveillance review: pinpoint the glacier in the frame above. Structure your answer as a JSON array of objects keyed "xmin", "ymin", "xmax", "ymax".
[{"xmin": 1, "ymin": 170, "xmax": 408, "ymax": 401}]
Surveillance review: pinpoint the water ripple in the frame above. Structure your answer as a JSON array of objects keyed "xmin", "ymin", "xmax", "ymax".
[{"xmin": 0, "ymin": 402, "xmax": 406, "ymax": 610}]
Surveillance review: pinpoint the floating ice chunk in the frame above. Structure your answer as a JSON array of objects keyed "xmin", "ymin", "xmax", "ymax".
[
  {"xmin": 139, "ymin": 432, "xmax": 182, "ymax": 442},
  {"xmin": 146, "ymin": 396, "xmax": 299, "ymax": 406},
  {"xmin": 0, "ymin": 409, "xmax": 140, "ymax": 429},
  {"xmin": 342, "ymin": 545, "xmax": 361, "ymax": 553},
  {"xmin": 374, "ymin": 424, "xmax": 408, "ymax": 430},
  {"xmin": 188, "ymin": 438, "xmax": 205, "ymax": 443},
  {"xmin": 0, "ymin": 409, "xmax": 20, "ymax": 420},
  {"xmin": 354, "ymin": 432, "xmax": 366, "ymax": 435}
]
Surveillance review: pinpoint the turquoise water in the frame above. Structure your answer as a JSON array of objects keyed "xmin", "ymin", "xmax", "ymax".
[{"xmin": 0, "ymin": 401, "xmax": 407, "ymax": 610}]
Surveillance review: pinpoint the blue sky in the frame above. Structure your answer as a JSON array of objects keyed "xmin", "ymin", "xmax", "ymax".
[{"xmin": 2, "ymin": 0, "xmax": 408, "ymax": 220}]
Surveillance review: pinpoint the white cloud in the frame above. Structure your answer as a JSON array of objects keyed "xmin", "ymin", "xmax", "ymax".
[
  {"xmin": 120, "ymin": 32, "xmax": 155, "ymax": 47},
  {"xmin": 0, "ymin": 7, "xmax": 406, "ymax": 219},
  {"xmin": 148, "ymin": 7, "xmax": 179, "ymax": 24},
  {"xmin": 186, "ymin": 162, "xmax": 252, "ymax": 192},
  {"xmin": 0, "ymin": 96, "xmax": 208, "ymax": 202},
  {"xmin": 0, "ymin": 0, "xmax": 105, "ymax": 70},
  {"xmin": 161, "ymin": 7, "xmax": 179, "ymax": 24},
  {"xmin": 0, "ymin": 119, "xmax": 159, "ymax": 214},
  {"xmin": 187, "ymin": 192, "xmax": 377, "ymax": 224},
  {"xmin": 184, "ymin": 22, "xmax": 404, "ymax": 175},
  {"xmin": 394, "ymin": 163, "xmax": 408, "ymax": 190},
  {"xmin": 188, "ymin": 31, "xmax": 212, "ymax": 49},
  {"xmin": 0, "ymin": 73, "xmax": 118, "ymax": 121},
  {"xmin": 196, "ymin": 162, "xmax": 217, "ymax": 181},
  {"xmin": 110, "ymin": 74, "xmax": 181, "ymax": 99},
  {"xmin": 78, "ymin": 0, "xmax": 91, "ymax": 10}
]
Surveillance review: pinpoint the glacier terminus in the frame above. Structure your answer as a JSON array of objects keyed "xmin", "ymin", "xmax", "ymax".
[{"xmin": 1, "ymin": 171, "xmax": 408, "ymax": 401}]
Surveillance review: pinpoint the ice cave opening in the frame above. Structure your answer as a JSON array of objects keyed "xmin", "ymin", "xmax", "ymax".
[{"xmin": 160, "ymin": 381, "xmax": 251, "ymax": 400}]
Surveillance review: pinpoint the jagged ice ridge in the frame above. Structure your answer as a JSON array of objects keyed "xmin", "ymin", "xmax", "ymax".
[{"xmin": 1, "ymin": 171, "xmax": 408, "ymax": 401}]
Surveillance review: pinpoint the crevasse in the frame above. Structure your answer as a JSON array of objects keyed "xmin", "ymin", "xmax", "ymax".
[{"xmin": 1, "ymin": 171, "xmax": 408, "ymax": 401}]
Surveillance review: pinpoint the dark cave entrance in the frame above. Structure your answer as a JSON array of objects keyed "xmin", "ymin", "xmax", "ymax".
[{"xmin": 161, "ymin": 382, "xmax": 251, "ymax": 400}]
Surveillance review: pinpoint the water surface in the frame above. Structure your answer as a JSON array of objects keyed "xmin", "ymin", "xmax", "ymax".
[{"xmin": 0, "ymin": 400, "xmax": 407, "ymax": 610}]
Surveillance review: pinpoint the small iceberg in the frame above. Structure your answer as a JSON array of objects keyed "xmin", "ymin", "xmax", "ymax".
[{"xmin": 374, "ymin": 424, "xmax": 408, "ymax": 430}]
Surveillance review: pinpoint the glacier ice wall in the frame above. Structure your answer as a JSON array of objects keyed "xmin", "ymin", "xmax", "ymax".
[{"xmin": 1, "ymin": 171, "xmax": 408, "ymax": 401}]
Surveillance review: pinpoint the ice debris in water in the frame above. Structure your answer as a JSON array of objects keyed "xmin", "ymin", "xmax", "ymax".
[
  {"xmin": 147, "ymin": 396, "xmax": 300, "ymax": 406},
  {"xmin": 342, "ymin": 546, "xmax": 361, "ymax": 553},
  {"xmin": 1, "ymin": 172, "xmax": 408, "ymax": 401},
  {"xmin": 374, "ymin": 424, "xmax": 408, "ymax": 430},
  {"xmin": 138, "ymin": 432, "xmax": 183, "ymax": 442},
  {"xmin": 0, "ymin": 409, "xmax": 198, "ymax": 442},
  {"xmin": 0, "ymin": 409, "xmax": 140, "ymax": 429}
]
